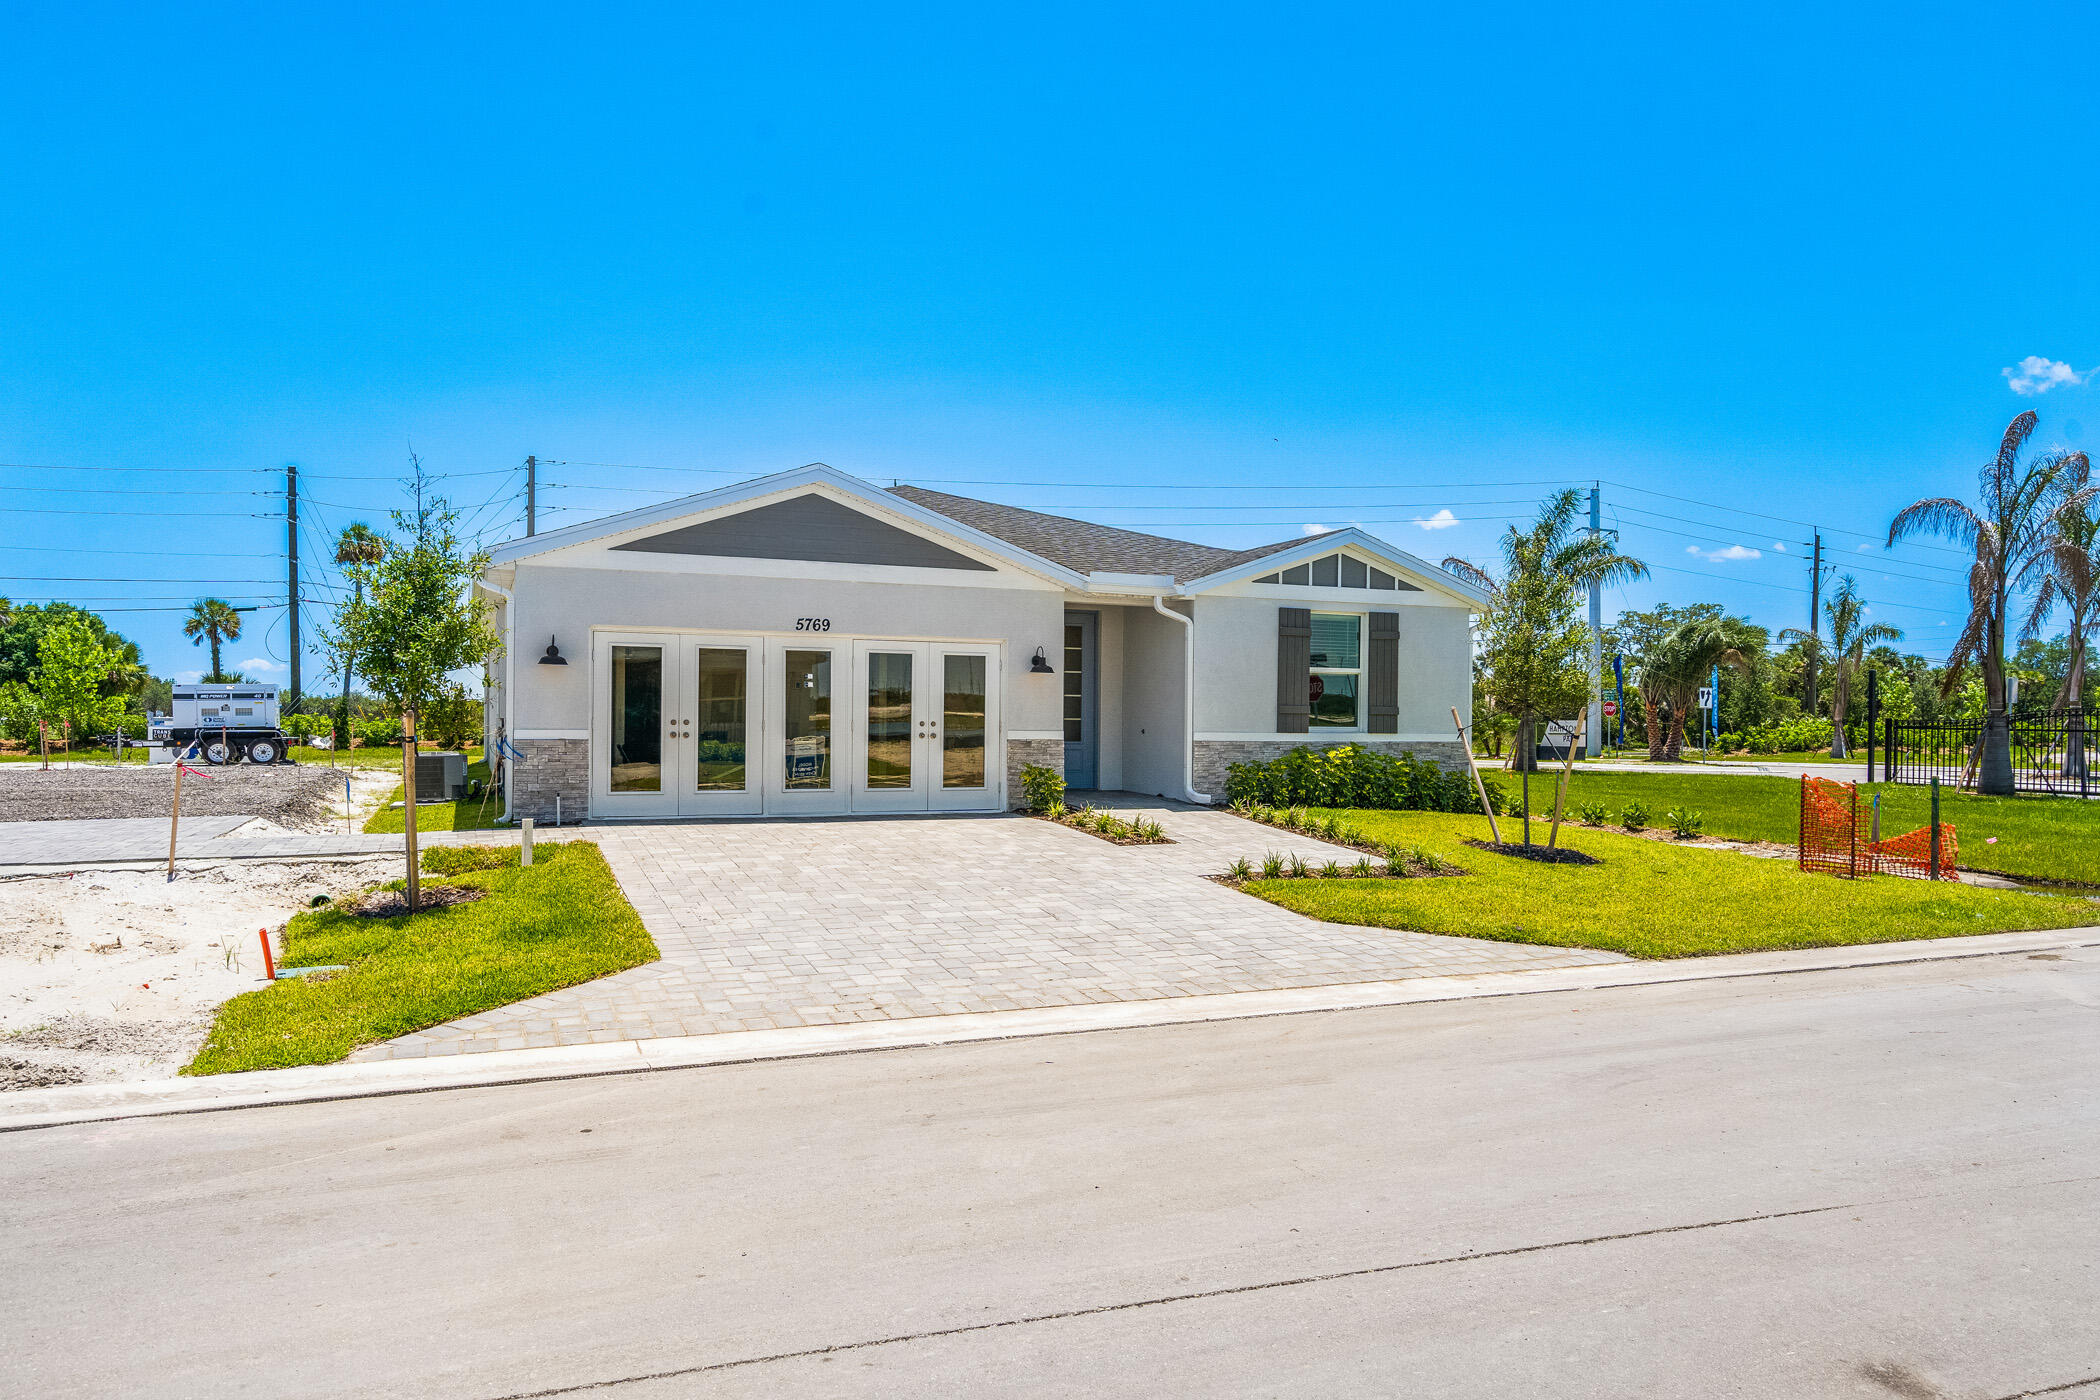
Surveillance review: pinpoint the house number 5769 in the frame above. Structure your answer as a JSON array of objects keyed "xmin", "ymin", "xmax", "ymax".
[{"xmin": 794, "ymin": 617, "xmax": 831, "ymax": 632}]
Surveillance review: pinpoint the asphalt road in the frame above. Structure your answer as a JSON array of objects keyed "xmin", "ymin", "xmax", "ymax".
[{"xmin": 5, "ymin": 948, "xmax": 2099, "ymax": 1399}]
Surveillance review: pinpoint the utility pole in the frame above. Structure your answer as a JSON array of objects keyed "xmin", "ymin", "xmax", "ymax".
[
  {"xmin": 286, "ymin": 462, "xmax": 300, "ymax": 708},
  {"xmin": 1806, "ymin": 530, "xmax": 1823, "ymax": 715},
  {"xmin": 1587, "ymin": 482, "xmax": 1604, "ymax": 757},
  {"xmin": 525, "ymin": 454, "xmax": 537, "ymax": 537}
]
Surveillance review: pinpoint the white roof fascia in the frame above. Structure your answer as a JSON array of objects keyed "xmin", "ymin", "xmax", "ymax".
[
  {"xmin": 1177, "ymin": 528, "xmax": 1492, "ymax": 608},
  {"xmin": 483, "ymin": 464, "xmax": 1088, "ymax": 589},
  {"xmin": 1080, "ymin": 571, "xmax": 1181, "ymax": 595}
]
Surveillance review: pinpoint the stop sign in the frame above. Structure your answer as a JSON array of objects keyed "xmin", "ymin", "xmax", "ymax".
[{"xmin": 1602, "ymin": 700, "xmax": 1620, "ymax": 718}]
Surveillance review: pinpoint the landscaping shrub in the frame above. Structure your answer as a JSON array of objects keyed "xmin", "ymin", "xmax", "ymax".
[
  {"xmin": 1665, "ymin": 806, "xmax": 1705, "ymax": 839},
  {"xmin": 1620, "ymin": 800, "xmax": 1650, "ymax": 833},
  {"xmin": 356, "ymin": 715, "xmax": 406, "ymax": 748},
  {"xmin": 1573, "ymin": 800, "xmax": 1610, "ymax": 826},
  {"xmin": 1740, "ymin": 716, "xmax": 1835, "ymax": 755},
  {"xmin": 1223, "ymin": 743, "xmax": 1505, "ymax": 814},
  {"xmin": 1019, "ymin": 762, "xmax": 1066, "ymax": 814}
]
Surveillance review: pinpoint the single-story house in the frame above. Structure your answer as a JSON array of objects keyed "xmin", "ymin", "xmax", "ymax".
[{"xmin": 479, "ymin": 464, "xmax": 1486, "ymax": 822}]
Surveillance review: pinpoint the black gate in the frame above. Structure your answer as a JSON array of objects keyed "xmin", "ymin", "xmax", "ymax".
[{"xmin": 1885, "ymin": 709, "xmax": 2093, "ymax": 797}]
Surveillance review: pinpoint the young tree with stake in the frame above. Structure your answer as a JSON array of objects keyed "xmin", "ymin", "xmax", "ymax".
[
  {"xmin": 1443, "ymin": 489, "xmax": 1648, "ymax": 773},
  {"xmin": 329, "ymin": 461, "xmax": 500, "ymax": 909}
]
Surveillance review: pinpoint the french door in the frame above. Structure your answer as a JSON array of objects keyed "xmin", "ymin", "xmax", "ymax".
[
  {"xmin": 593, "ymin": 633, "xmax": 763, "ymax": 818},
  {"xmin": 848, "ymin": 641, "xmax": 1001, "ymax": 813},
  {"xmin": 592, "ymin": 632, "xmax": 999, "ymax": 818}
]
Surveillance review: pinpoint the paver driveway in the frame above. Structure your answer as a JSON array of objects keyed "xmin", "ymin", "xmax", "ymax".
[{"xmin": 349, "ymin": 799, "xmax": 1626, "ymax": 1060}]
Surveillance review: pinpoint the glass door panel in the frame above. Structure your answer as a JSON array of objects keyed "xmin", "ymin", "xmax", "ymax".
[
  {"xmin": 942, "ymin": 653, "xmax": 987, "ymax": 790},
  {"xmin": 610, "ymin": 645, "xmax": 664, "ymax": 792},
  {"xmin": 850, "ymin": 642, "xmax": 930, "ymax": 811},
  {"xmin": 593, "ymin": 633, "xmax": 680, "ymax": 818},
  {"xmin": 679, "ymin": 641, "xmax": 763, "ymax": 816},
  {"xmin": 783, "ymin": 649, "xmax": 833, "ymax": 790},
  {"xmin": 865, "ymin": 651, "xmax": 914, "ymax": 790},
  {"xmin": 693, "ymin": 648, "xmax": 748, "ymax": 791},
  {"xmin": 930, "ymin": 644, "xmax": 1001, "ymax": 812}
]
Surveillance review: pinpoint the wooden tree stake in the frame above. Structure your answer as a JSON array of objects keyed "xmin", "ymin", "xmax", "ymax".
[{"xmin": 1453, "ymin": 706, "xmax": 1503, "ymax": 844}]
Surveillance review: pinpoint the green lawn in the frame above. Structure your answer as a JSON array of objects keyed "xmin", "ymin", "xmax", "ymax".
[
  {"xmin": 1535, "ymin": 771, "xmax": 2100, "ymax": 885},
  {"xmin": 1240, "ymin": 811, "xmax": 2100, "ymax": 959},
  {"xmin": 362, "ymin": 752, "xmax": 502, "ymax": 833},
  {"xmin": 185, "ymin": 841, "xmax": 657, "ymax": 1074}
]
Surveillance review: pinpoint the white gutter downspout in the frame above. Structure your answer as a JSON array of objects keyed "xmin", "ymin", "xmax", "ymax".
[
  {"xmin": 1150, "ymin": 593, "xmax": 1212, "ymax": 805},
  {"xmin": 480, "ymin": 579, "xmax": 516, "ymax": 825}
]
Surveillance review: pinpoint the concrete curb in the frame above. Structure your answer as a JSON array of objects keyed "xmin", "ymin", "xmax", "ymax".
[{"xmin": 6, "ymin": 927, "xmax": 2097, "ymax": 1133}]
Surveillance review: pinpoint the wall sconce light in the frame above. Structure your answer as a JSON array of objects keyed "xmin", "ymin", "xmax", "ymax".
[
  {"xmin": 538, "ymin": 635, "xmax": 568, "ymax": 666},
  {"xmin": 1030, "ymin": 646, "xmax": 1055, "ymax": 674}
]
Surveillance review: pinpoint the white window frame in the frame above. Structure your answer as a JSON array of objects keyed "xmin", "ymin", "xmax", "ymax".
[{"xmin": 1308, "ymin": 610, "xmax": 1367, "ymax": 733}]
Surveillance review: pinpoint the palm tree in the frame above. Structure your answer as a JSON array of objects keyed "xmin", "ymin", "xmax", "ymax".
[
  {"xmin": 1779, "ymin": 576, "xmax": 1900, "ymax": 760},
  {"xmin": 183, "ymin": 599, "xmax": 243, "ymax": 683},
  {"xmin": 1890, "ymin": 412, "xmax": 2094, "ymax": 794},
  {"xmin": 1444, "ymin": 489, "xmax": 1649, "ymax": 772},
  {"xmin": 2027, "ymin": 501, "xmax": 2097, "ymax": 777},
  {"xmin": 1642, "ymin": 617, "xmax": 1757, "ymax": 760},
  {"xmin": 332, "ymin": 523, "xmax": 387, "ymax": 745}
]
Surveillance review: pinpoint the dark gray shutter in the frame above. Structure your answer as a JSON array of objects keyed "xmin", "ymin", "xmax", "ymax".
[
  {"xmin": 1367, "ymin": 611, "xmax": 1400, "ymax": 734},
  {"xmin": 1277, "ymin": 607, "xmax": 1311, "ymax": 733}
]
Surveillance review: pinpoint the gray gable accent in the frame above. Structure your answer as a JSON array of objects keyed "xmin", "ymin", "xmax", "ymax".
[{"xmin": 611, "ymin": 493, "xmax": 996, "ymax": 571}]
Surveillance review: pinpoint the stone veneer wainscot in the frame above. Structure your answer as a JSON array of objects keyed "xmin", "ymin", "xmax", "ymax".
[{"xmin": 509, "ymin": 738, "xmax": 588, "ymax": 825}]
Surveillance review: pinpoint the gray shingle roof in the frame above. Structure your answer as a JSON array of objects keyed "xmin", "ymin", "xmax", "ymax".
[{"xmin": 889, "ymin": 486, "xmax": 1307, "ymax": 582}]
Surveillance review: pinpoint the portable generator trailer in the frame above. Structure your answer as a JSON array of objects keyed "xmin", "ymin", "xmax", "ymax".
[{"xmin": 164, "ymin": 684, "xmax": 292, "ymax": 765}]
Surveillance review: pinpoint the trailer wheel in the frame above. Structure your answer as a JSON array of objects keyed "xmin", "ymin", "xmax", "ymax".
[
  {"xmin": 202, "ymin": 739, "xmax": 238, "ymax": 765},
  {"xmin": 246, "ymin": 737, "xmax": 282, "ymax": 766}
]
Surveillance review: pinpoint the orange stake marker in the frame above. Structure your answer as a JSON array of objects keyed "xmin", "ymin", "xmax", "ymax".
[{"xmin": 258, "ymin": 927, "xmax": 276, "ymax": 981}]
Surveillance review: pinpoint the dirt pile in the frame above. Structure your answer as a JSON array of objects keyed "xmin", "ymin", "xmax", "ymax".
[
  {"xmin": 0, "ymin": 857, "xmax": 397, "ymax": 1088},
  {"xmin": 0, "ymin": 764, "xmax": 349, "ymax": 829}
]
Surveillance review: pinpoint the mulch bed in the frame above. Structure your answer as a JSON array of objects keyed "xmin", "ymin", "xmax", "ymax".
[
  {"xmin": 345, "ymin": 884, "xmax": 489, "ymax": 918},
  {"xmin": 1464, "ymin": 840, "xmax": 1602, "ymax": 866}
]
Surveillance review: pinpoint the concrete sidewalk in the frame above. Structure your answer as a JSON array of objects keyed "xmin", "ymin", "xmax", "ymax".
[{"xmin": 7, "ymin": 926, "xmax": 2094, "ymax": 1132}]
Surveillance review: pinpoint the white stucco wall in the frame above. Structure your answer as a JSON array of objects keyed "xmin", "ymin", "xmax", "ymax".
[
  {"xmin": 502, "ymin": 561, "xmax": 1068, "ymax": 736},
  {"xmin": 1191, "ymin": 593, "xmax": 1475, "ymax": 740},
  {"xmin": 1115, "ymin": 600, "xmax": 1190, "ymax": 799}
]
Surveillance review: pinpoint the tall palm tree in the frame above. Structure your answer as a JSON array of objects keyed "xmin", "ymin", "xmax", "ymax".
[
  {"xmin": 1444, "ymin": 489, "xmax": 1649, "ymax": 771},
  {"xmin": 1890, "ymin": 411, "xmax": 2094, "ymax": 795},
  {"xmin": 1779, "ymin": 576, "xmax": 1900, "ymax": 760},
  {"xmin": 2027, "ymin": 501, "xmax": 2097, "ymax": 777},
  {"xmin": 182, "ymin": 598, "xmax": 243, "ymax": 683},
  {"xmin": 1643, "ymin": 617, "xmax": 1757, "ymax": 760},
  {"xmin": 332, "ymin": 523, "xmax": 387, "ymax": 744}
]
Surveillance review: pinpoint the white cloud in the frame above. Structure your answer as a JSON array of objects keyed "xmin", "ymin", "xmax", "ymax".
[
  {"xmin": 1412, "ymin": 508, "xmax": 1460, "ymax": 531},
  {"xmin": 1302, "ymin": 523, "xmax": 1333, "ymax": 536},
  {"xmin": 2003, "ymin": 355, "xmax": 2090, "ymax": 396},
  {"xmin": 1772, "ymin": 541, "xmax": 1787, "ymax": 553},
  {"xmin": 1684, "ymin": 543, "xmax": 1762, "ymax": 562},
  {"xmin": 174, "ymin": 670, "xmax": 203, "ymax": 685},
  {"xmin": 238, "ymin": 657, "xmax": 287, "ymax": 675},
  {"xmin": 1856, "ymin": 542, "xmax": 1875, "ymax": 552}
]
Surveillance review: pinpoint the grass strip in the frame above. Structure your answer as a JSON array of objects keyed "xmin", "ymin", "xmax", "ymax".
[
  {"xmin": 363, "ymin": 754, "xmax": 501, "ymax": 832},
  {"xmin": 184, "ymin": 840, "xmax": 657, "ymax": 1074},
  {"xmin": 1535, "ymin": 771, "xmax": 2100, "ymax": 885},
  {"xmin": 1240, "ymin": 811, "xmax": 2100, "ymax": 959}
]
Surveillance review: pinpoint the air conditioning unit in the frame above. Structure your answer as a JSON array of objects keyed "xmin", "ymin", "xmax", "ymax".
[{"xmin": 414, "ymin": 751, "xmax": 468, "ymax": 802}]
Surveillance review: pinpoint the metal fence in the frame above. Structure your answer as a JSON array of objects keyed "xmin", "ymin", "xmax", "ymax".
[{"xmin": 1884, "ymin": 710, "xmax": 2094, "ymax": 798}]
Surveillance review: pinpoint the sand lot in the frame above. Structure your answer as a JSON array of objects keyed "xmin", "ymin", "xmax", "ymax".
[{"xmin": 0, "ymin": 858, "xmax": 398, "ymax": 1088}]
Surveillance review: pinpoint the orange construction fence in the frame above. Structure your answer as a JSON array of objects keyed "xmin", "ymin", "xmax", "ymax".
[{"xmin": 1798, "ymin": 776, "xmax": 1957, "ymax": 880}]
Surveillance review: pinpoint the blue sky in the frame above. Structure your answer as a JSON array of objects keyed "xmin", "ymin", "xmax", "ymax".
[{"xmin": 3, "ymin": 4, "xmax": 2095, "ymax": 685}]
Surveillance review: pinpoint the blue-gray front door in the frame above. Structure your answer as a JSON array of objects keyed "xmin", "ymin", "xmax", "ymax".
[{"xmin": 1062, "ymin": 611, "xmax": 1098, "ymax": 789}]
